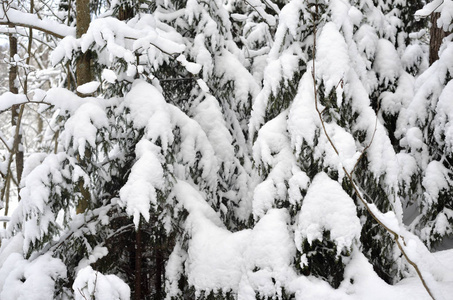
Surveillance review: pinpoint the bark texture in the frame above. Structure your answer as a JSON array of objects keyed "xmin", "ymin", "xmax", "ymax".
[
  {"xmin": 429, "ymin": 12, "xmax": 448, "ymax": 65},
  {"xmin": 76, "ymin": 0, "xmax": 91, "ymax": 87},
  {"xmin": 75, "ymin": 0, "xmax": 91, "ymax": 214}
]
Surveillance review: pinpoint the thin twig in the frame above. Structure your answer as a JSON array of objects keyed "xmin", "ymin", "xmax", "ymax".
[{"xmin": 78, "ymin": 288, "xmax": 89, "ymax": 300}]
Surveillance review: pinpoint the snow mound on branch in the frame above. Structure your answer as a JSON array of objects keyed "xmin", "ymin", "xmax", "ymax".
[
  {"xmin": 252, "ymin": 111, "xmax": 308, "ymax": 218},
  {"xmin": 73, "ymin": 266, "xmax": 130, "ymax": 300},
  {"xmin": 11, "ymin": 153, "xmax": 87, "ymax": 254},
  {"xmin": 316, "ymin": 22, "xmax": 350, "ymax": 100},
  {"xmin": 119, "ymin": 80, "xmax": 219, "ymax": 224},
  {"xmin": 193, "ymin": 95, "xmax": 235, "ymax": 167},
  {"xmin": 52, "ymin": 15, "xmax": 185, "ymax": 68},
  {"xmin": 434, "ymin": 81, "xmax": 453, "ymax": 152},
  {"xmin": 119, "ymin": 140, "xmax": 165, "ymax": 228},
  {"xmin": 215, "ymin": 49, "xmax": 260, "ymax": 109},
  {"xmin": 122, "ymin": 80, "xmax": 174, "ymax": 150},
  {"xmin": 76, "ymin": 81, "xmax": 100, "ymax": 95},
  {"xmin": 0, "ymin": 252, "xmax": 66, "ymax": 300},
  {"xmin": 62, "ymin": 102, "xmax": 109, "ymax": 158},
  {"xmin": 295, "ymin": 173, "xmax": 361, "ymax": 255},
  {"xmin": 287, "ymin": 70, "xmax": 320, "ymax": 151},
  {"xmin": 102, "ymin": 69, "xmax": 117, "ymax": 83},
  {"xmin": 374, "ymin": 39, "xmax": 401, "ymax": 86},
  {"xmin": 167, "ymin": 181, "xmax": 295, "ymax": 298}
]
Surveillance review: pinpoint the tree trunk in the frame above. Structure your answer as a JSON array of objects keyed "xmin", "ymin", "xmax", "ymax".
[
  {"xmin": 8, "ymin": 29, "xmax": 18, "ymax": 95},
  {"xmin": 75, "ymin": 0, "xmax": 91, "ymax": 214},
  {"xmin": 10, "ymin": 27, "xmax": 23, "ymax": 198},
  {"xmin": 76, "ymin": 0, "xmax": 91, "ymax": 87},
  {"xmin": 155, "ymin": 236, "xmax": 164, "ymax": 300},
  {"xmin": 135, "ymin": 223, "xmax": 142, "ymax": 300},
  {"xmin": 429, "ymin": 12, "xmax": 447, "ymax": 65}
]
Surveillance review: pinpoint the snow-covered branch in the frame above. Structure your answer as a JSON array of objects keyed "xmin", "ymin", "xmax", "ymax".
[{"xmin": 0, "ymin": 5, "xmax": 75, "ymax": 38}]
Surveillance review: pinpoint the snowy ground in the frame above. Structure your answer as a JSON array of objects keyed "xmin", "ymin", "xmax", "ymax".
[
  {"xmin": 285, "ymin": 248, "xmax": 453, "ymax": 300},
  {"xmin": 393, "ymin": 250, "xmax": 453, "ymax": 300}
]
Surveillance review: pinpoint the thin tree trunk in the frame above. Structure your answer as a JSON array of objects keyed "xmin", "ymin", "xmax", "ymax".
[
  {"xmin": 135, "ymin": 223, "xmax": 142, "ymax": 300},
  {"xmin": 8, "ymin": 27, "xmax": 18, "ymax": 95},
  {"xmin": 75, "ymin": 0, "xmax": 91, "ymax": 214},
  {"xmin": 9, "ymin": 25, "xmax": 23, "ymax": 199},
  {"xmin": 429, "ymin": 12, "xmax": 447, "ymax": 65},
  {"xmin": 76, "ymin": 0, "xmax": 91, "ymax": 87},
  {"xmin": 155, "ymin": 236, "xmax": 164, "ymax": 300}
]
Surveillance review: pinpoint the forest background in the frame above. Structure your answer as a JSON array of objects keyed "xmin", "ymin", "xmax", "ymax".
[{"xmin": 0, "ymin": 0, "xmax": 452, "ymax": 299}]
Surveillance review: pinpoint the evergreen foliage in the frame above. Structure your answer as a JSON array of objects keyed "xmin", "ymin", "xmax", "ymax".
[{"xmin": 0, "ymin": 0, "xmax": 452, "ymax": 299}]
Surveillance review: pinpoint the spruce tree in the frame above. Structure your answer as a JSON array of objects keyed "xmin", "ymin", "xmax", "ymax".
[
  {"xmin": 397, "ymin": 1, "xmax": 453, "ymax": 250},
  {"xmin": 0, "ymin": 1, "xmax": 450, "ymax": 299}
]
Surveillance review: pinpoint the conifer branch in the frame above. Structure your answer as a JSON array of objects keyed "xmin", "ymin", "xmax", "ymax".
[
  {"xmin": 415, "ymin": 0, "xmax": 445, "ymax": 18},
  {"xmin": 310, "ymin": 4, "xmax": 437, "ymax": 299},
  {"xmin": 351, "ymin": 115, "xmax": 378, "ymax": 175}
]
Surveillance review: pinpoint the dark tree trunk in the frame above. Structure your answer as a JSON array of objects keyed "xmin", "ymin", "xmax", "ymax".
[
  {"xmin": 429, "ymin": 12, "xmax": 448, "ymax": 65},
  {"xmin": 8, "ymin": 29, "xmax": 18, "ymax": 95},
  {"xmin": 76, "ymin": 0, "xmax": 91, "ymax": 87},
  {"xmin": 9, "ymin": 27, "xmax": 23, "ymax": 197},
  {"xmin": 155, "ymin": 238, "xmax": 164, "ymax": 300},
  {"xmin": 75, "ymin": 0, "xmax": 92, "ymax": 214},
  {"xmin": 135, "ymin": 223, "xmax": 142, "ymax": 300}
]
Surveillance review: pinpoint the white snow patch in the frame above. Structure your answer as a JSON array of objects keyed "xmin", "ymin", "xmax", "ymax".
[
  {"xmin": 73, "ymin": 266, "xmax": 130, "ymax": 300},
  {"xmin": 76, "ymin": 81, "xmax": 100, "ymax": 95},
  {"xmin": 295, "ymin": 173, "xmax": 361, "ymax": 255}
]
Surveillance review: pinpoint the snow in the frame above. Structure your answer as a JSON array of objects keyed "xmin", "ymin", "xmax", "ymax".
[
  {"xmin": 196, "ymin": 79, "xmax": 209, "ymax": 92},
  {"xmin": 252, "ymin": 111, "xmax": 297, "ymax": 218},
  {"xmin": 434, "ymin": 81, "xmax": 453, "ymax": 152},
  {"xmin": 76, "ymin": 246, "xmax": 108, "ymax": 274},
  {"xmin": 404, "ymin": 127, "xmax": 424, "ymax": 150},
  {"xmin": 13, "ymin": 153, "xmax": 66, "ymax": 254},
  {"xmin": 320, "ymin": 123, "xmax": 361, "ymax": 176},
  {"xmin": 287, "ymin": 70, "xmax": 320, "ymax": 152},
  {"xmin": 0, "ymin": 93, "xmax": 28, "ymax": 112},
  {"xmin": 62, "ymin": 102, "xmax": 109, "ymax": 158},
  {"xmin": 102, "ymin": 69, "xmax": 117, "ymax": 83},
  {"xmin": 215, "ymin": 49, "xmax": 260, "ymax": 108},
  {"xmin": 119, "ymin": 140, "xmax": 165, "ymax": 228},
  {"xmin": 122, "ymin": 80, "xmax": 174, "ymax": 149},
  {"xmin": 52, "ymin": 15, "xmax": 185, "ymax": 68},
  {"xmin": 73, "ymin": 266, "xmax": 130, "ymax": 300},
  {"xmin": 169, "ymin": 179, "xmax": 453, "ymax": 299},
  {"xmin": 295, "ymin": 173, "xmax": 361, "ymax": 255},
  {"xmin": 416, "ymin": 0, "xmax": 453, "ymax": 31},
  {"xmin": 0, "ymin": 6, "xmax": 75, "ymax": 38},
  {"xmin": 316, "ymin": 23, "xmax": 349, "ymax": 99},
  {"xmin": 423, "ymin": 161, "xmax": 450, "ymax": 203},
  {"xmin": 76, "ymin": 81, "xmax": 100, "ymax": 95},
  {"xmin": 355, "ymin": 24, "xmax": 379, "ymax": 60},
  {"xmin": 193, "ymin": 95, "xmax": 235, "ymax": 165},
  {"xmin": 177, "ymin": 54, "xmax": 202, "ymax": 74},
  {"xmin": 170, "ymin": 181, "xmax": 295, "ymax": 297},
  {"xmin": 2, "ymin": 0, "xmax": 453, "ymax": 299},
  {"xmin": 0, "ymin": 253, "xmax": 66, "ymax": 300},
  {"xmin": 288, "ymin": 168, "xmax": 310, "ymax": 205},
  {"xmin": 374, "ymin": 39, "xmax": 402, "ymax": 86}
]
